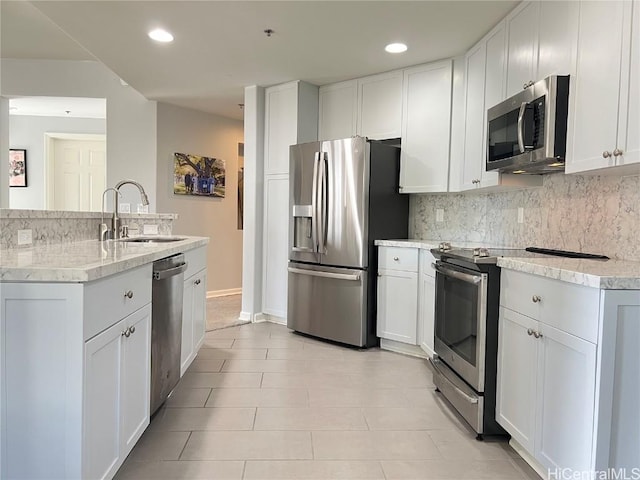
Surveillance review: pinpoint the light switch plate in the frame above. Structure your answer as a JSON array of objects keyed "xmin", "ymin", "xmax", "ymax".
[
  {"xmin": 17, "ymin": 229, "xmax": 33, "ymax": 245},
  {"xmin": 143, "ymin": 224, "xmax": 159, "ymax": 235},
  {"xmin": 436, "ymin": 209, "xmax": 444, "ymax": 223}
]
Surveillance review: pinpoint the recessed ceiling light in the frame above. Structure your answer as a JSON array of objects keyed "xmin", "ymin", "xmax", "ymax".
[
  {"xmin": 385, "ymin": 43, "xmax": 407, "ymax": 54},
  {"xmin": 148, "ymin": 28, "xmax": 174, "ymax": 43}
]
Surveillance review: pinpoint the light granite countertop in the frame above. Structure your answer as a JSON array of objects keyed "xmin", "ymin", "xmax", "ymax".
[
  {"xmin": 0, "ymin": 236, "xmax": 209, "ymax": 283},
  {"xmin": 375, "ymin": 239, "xmax": 640, "ymax": 289}
]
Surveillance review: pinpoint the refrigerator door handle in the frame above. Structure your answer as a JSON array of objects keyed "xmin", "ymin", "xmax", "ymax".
[
  {"xmin": 318, "ymin": 152, "xmax": 328, "ymax": 255},
  {"xmin": 311, "ymin": 152, "xmax": 320, "ymax": 253},
  {"xmin": 288, "ymin": 267, "xmax": 361, "ymax": 281}
]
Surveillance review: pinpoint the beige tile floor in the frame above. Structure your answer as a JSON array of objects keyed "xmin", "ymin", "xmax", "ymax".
[{"xmin": 115, "ymin": 322, "xmax": 542, "ymax": 480}]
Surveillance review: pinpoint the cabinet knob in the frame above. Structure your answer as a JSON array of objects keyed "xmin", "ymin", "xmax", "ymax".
[
  {"xmin": 533, "ymin": 330, "xmax": 543, "ymax": 339},
  {"xmin": 194, "ymin": 279, "xmax": 201, "ymax": 285},
  {"xmin": 393, "ymin": 256, "xmax": 399, "ymax": 261},
  {"xmin": 532, "ymin": 295, "xmax": 541, "ymax": 303},
  {"xmin": 122, "ymin": 328, "xmax": 131, "ymax": 338},
  {"xmin": 602, "ymin": 151, "xmax": 612, "ymax": 158},
  {"xmin": 124, "ymin": 290, "xmax": 134, "ymax": 299},
  {"xmin": 129, "ymin": 326, "xmax": 136, "ymax": 335},
  {"xmin": 613, "ymin": 148, "xmax": 623, "ymax": 157},
  {"xmin": 527, "ymin": 328, "xmax": 534, "ymax": 336}
]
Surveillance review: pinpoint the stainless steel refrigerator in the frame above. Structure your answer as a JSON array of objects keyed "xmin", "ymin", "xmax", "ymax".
[{"xmin": 287, "ymin": 136, "xmax": 409, "ymax": 347}]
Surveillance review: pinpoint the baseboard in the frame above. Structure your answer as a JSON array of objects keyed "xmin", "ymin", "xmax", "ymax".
[
  {"xmin": 253, "ymin": 312, "xmax": 268, "ymax": 323},
  {"xmin": 264, "ymin": 314, "xmax": 287, "ymax": 326},
  {"xmin": 238, "ymin": 311, "xmax": 252, "ymax": 322},
  {"xmin": 380, "ymin": 339, "xmax": 429, "ymax": 359},
  {"xmin": 206, "ymin": 288, "xmax": 242, "ymax": 298},
  {"xmin": 508, "ymin": 439, "xmax": 548, "ymax": 480}
]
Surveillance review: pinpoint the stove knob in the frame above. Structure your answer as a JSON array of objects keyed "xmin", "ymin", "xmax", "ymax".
[
  {"xmin": 473, "ymin": 248, "xmax": 481, "ymax": 257},
  {"xmin": 478, "ymin": 248, "xmax": 490, "ymax": 258},
  {"xmin": 439, "ymin": 242, "xmax": 451, "ymax": 251}
]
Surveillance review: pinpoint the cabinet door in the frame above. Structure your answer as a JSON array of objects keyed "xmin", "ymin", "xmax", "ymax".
[
  {"xmin": 505, "ymin": 1, "xmax": 540, "ymax": 97},
  {"xmin": 418, "ymin": 273, "xmax": 436, "ymax": 356},
  {"xmin": 318, "ymin": 80, "xmax": 358, "ymax": 141},
  {"xmin": 192, "ymin": 270, "xmax": 207, "ymax": 353},
  {"xmin": 399, "ymin": 61, "xmax": 452, "ymax": 193},
  {"xmin": 461, "ymin": 42, "xmax": 486, "ymax": 190},
  {"xmin": 496, "ymin": 308, "xmax": 538, "ymax": 453},
  {"xmin": 265, "ymin": 83, "xmax": 299, "ymax": 175},
  {"xmin": 121, "ymin": 305, "xmax": 151, "ymax": 455},
  {"xmin": 181, "ymin": 277, "xmax": 194, "ymax": 376},
  {"xmin": 617, "ymin": 0, "xmax": 640, "ymax": 167},
  {"xmin": 376, "ymin": 269, "xmax": 418, "ymax": 344},
  {"xmin": 84, "ymin": 320, "xmax": 123, "ymax": 480},
  {"xmin": 535, "ymin": 324, "xmax": 597, "ymax": 472},
  {"xmin": 357, "ymin": 71, "xmax": 403, "ymax": 140},
  {"xmin": 262, "ymin": 175, "xmax": 289, "ymax": 318},
  {"xmin": 480, "ymin": 22, "xmax": 506, "ymax": 188},
  {"xmin": 566, "ymin": 1, "xmax": 626, "ymax": 173},
  {"xmin": 537, "ymin": 1, "xmax": 578, "ymax": 80}
]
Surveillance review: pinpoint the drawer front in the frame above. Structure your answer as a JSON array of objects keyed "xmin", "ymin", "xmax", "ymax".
[
  {"xmin": 419, "ymin": 250, "xmax": 437, "ymax": 277},
  {"xmin": 378, "ymin": 246, "xmax": 418, "ymax": 272},
  {"xmin": 184, "ymin": 246, "xmax": 207, "ymax": 280},
  {"xmin": 501, "ymin": 270, "xmax": 600, "ymax": 343},
  {"xmin": 84, "ymin": 264, "xmax": 152, "ymax": 340}
]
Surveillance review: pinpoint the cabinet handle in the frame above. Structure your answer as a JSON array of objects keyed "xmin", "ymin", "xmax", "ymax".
[
  {"xmin": 613, "ymin": 148, "xmax": 623, "ymax": 157},
  {"xmin": 129, "ymin": 325, "xmax": 136, "ymax": 335},
  {"xmin": 194, "ymin": 279, "xmax": 201, "ymax": 285},
  {"xmin": 533, "ymin": 331, "xmax": 543, "ymax": 339},
  {"xmin": 393, "ymin": 257, "xmax": 399, "ymax": 261},
  {"xmin": 122, "ymin": 328, "xmax": 131, "ymax": 338},
  {"xmin": 532, "ymin": 295, "xmax": 541, "ymax": 303},
  {"xmin": 527, "ymin": 328, "xmax": 534, "ymax": 336},
  {"xmin": 602, "ymin": 151, "xmax": 612, "ymax": 159},
  {"xmin": 124, "ymin": 290, "xmax": 134, "ymax": 299}
]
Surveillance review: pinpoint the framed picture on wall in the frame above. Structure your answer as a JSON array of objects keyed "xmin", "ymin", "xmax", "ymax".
[
  {"xmin": 9, "ymin": 149, "xmax": 27, "ymax": 187},
  {"xmin": 173, "ymin": 152, "xmax": 225, "ymax": 198}
]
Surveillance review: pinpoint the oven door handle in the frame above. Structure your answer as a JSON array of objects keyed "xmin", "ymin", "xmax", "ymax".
[
  {"xmin": 429, "ymin": 357, "xmax": 479, "ymax": 404},
  {"xmin": 432, "ymin": 263, "xmax": 482, "ymax": 285}
]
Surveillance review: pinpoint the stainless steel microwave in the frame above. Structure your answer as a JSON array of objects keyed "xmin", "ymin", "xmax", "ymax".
[{"xmin": 486, "ymin": 75, "xmax": 570, "ymax": 174}]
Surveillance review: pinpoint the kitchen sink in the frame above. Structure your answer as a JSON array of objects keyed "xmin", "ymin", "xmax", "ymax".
[{"xmin": 117, "ymin": 236, "xmax": 186, "ymax": 243}]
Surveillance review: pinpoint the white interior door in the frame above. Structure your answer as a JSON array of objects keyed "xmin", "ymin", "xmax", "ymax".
[{"xmin": 52, "ymin": 138, "xmax": 106, "ymax": 211}]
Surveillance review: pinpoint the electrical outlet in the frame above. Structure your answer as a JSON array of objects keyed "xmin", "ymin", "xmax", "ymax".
[
  {"xmin": 436, "ymin": 209, "xmax": 444, "ymax": 223},
  {"xmin": 17, "ymin": 229, "xmax": 33, "ymax": 245},
  {"xmin": 137, "ymin": 204, "xmax": 149, "ymax": 214},
  {"xmin": 143, "ymin": 224, "xmax": 159, "ymax": 235},
  {"xmin": 517, "ymin": 207, "xmax": 524, "ymax": 224},
  {"xmin": 119, "ymin": 203, "xmax": 131, "ymax": 213}
]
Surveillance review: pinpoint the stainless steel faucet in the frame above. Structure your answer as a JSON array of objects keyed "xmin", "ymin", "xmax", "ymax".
[{"xmin": 100, "ymin": 180, "xmax": 150, "ymax": 241}]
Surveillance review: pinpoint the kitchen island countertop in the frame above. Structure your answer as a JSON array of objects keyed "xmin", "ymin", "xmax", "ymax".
[{"xmin": 0, "ymin": 236, "xmax": 209, "ymax": 283}]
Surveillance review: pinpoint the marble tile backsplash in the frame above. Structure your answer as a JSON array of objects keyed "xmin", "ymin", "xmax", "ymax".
[
  {"xmin": 0, "ymin": 210, "xmax": 176, "ymax": 249},
  {"xmin": 410, "ymin": 174, "xmax": 640, "ymax": 261}
]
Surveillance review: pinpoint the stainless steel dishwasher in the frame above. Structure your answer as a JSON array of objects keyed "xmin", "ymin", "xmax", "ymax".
[{"xmin": 151, "ymin": 253, "xmax": 187, "ymax": 415}]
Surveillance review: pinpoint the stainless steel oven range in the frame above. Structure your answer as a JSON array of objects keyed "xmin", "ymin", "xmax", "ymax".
[{"xmin": 430, "ymin": 244, "xmax": 507, "ymax": 439}]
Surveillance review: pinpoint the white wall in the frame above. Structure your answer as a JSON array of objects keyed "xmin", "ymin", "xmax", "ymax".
[
  {"xmin": 0, "ymin": 98, "xmax": 8, "ymax": 208},
  {"xmin": 155, "ymin": 102, "xmax": 244, "ymax": 294},
  {"xmin": 9, "ymin": 115, "xmax": 106, "ymax": 209},
  {"xmin": 0, "ymin": 59, "xmax": 157, "ymax": 210}
]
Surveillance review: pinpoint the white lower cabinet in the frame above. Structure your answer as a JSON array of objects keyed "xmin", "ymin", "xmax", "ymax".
[
  {"xmin": 377, "ymin": 246, "xmax": 435, "ymax": 358},
  {"xmin": 181, "ymin": 269, "xmax": 207, "ymax": 375},
  {"xmin": 497, "ymin": 269, "xmax": 638, "ymax": 476},
  {"xmin": 84, "ymin": 305, "xmax": 151, "ymax": 480}
]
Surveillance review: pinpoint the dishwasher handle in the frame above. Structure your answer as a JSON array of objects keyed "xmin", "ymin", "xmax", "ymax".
[{"xmin": 153, "ymin": 262, "xmax": 188, "ymax": 280}]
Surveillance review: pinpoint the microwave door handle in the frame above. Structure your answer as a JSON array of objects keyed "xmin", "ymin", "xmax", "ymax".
[
  {"xmin": 517, "ymin": 102, "xmax": 528, "ymax": 154},
  {"xmin": 311, "ymin": 152, "xmax": 320, "ymax": 253},
  {"xmin": 432, "ymin": 263, "xmax": 482, "ymax": 285}
]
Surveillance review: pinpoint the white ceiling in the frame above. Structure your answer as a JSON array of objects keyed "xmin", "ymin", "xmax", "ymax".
[
  {"xmin": 9, "ymin": 96, "xmax": 106, "ymax": 119},
  {"xmin": 2, "ymin": 1, "xmax": 519, "ymax": 121}
]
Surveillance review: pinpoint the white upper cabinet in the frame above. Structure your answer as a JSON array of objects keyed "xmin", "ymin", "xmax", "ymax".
[
  {"xmin": 461, "ymin": 41, "xmax": 487, "ymax": 191},
  {"xmin": 566, "ymin": 0, "xmax": 639, "ymax": 174},
  {"xmin": 536, "ymin": 1, "xmax": 579, "ymax": 80},
  {"xmin": 399, "ymin": 60, "xmax": 453, "ymax": 193},
  {"xmin": 357, "ymin": 70, "xmax": 403, "ymax": 140},
  {"xmin": 318, "ymin": 80, "xmax": 358, "ymax": 141},
  {"xmin": 264, "ymin": 81, "xmax": 319, "ymax": 175},
  {"xmin": 505, "ymin": 1, "xmax": 540, "ymax": 97}
]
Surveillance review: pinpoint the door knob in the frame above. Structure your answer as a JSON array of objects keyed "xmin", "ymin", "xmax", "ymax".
[{"xmin": 124, "ymin": 290, "xmax": 134, "ymax": 299}]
